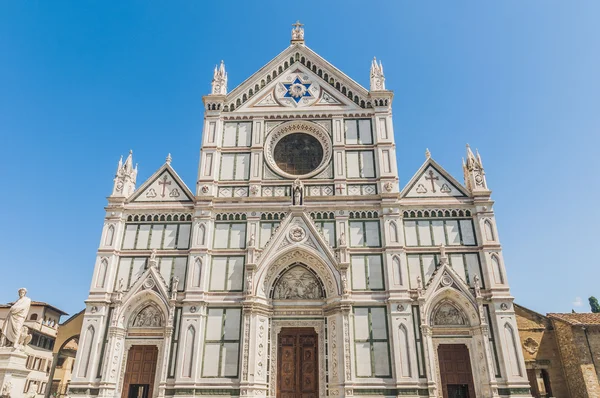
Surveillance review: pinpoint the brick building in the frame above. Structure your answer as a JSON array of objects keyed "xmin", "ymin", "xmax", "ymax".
[
  {"xmin": 548, "ymin": 313, "xmax": 600, "ymax": 398},
  {"xmin": 514, "ymin": 305, "xmax": 568, "ymax": 397}
]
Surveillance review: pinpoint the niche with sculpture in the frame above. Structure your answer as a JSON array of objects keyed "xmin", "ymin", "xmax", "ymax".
[
  {"xmin": 431, "ymin": 300, "xmax": 469, "ymax": 327},
  {"xmin": 271, "ymin": 265, "xmax": 325, "ymax": 300},
  {"xmin": 130, "ymin": 304, "xmax": 164, "ymax": 328}
]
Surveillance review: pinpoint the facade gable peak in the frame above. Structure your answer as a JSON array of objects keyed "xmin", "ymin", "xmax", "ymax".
[
  {"xmin": 128, "ymin": 162, "xmax": 194, "ymax": 203},
  {"xmin": 221, "ymin": 44, "xmax": 374, "ymax": 113},
  {"xmin": 401, "ymin": 158, "xmax": 469, "ymax": 198},
  {"xmin": 237, "ymin": 64, "xmax": 364, "ymax": 112}
]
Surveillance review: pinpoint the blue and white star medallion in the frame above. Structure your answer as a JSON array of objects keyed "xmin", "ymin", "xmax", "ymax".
[{"xmin": 283, "ymin": 76, "xmax": 312, "ymax": 103}]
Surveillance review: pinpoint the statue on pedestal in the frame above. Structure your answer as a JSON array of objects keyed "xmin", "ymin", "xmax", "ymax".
[
  {"xmin": 0, "ymin": 288, "xmax": 31, "ymax": 349},
  {"xmin": 292, "ymin": 178, "xmax": 303, "ymax": 206}
]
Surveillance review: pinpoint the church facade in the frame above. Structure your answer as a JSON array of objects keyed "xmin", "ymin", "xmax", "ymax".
[{"xmin": 69, "ymin": 23, "xmax": 531, "ymax": 398}]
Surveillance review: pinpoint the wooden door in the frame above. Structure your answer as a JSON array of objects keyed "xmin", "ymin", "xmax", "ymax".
[
  {"xmin": 122, "ymin": 345, "xmax": 158, "ymax": 398},
  {"xmin": 438, "ymin": 344, "xmax": 476, "ymax": 398},
  {"xmin": 277, "ymin": 328, "xmax": 318, "ymax": 398}
]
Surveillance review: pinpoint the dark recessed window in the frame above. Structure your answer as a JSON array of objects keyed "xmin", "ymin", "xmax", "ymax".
[{"xmin": 274, "ymin": 133, "xmax": 323, "ymax": 176}]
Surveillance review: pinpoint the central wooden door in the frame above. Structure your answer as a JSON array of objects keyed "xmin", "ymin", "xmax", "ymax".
[
  {"xmin": 121, "ymin": 345, "xmax": 158, "ymax": 398},
  {"xmin": 277, "ymin": 328, "xmax": 318, "ymax": 398},
  {"xmin": 438, "ymin": 344, "xmax": 476, "ymax": 398}
]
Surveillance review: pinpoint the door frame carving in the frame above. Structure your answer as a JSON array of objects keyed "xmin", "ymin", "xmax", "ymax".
[
  {"xmin": 432, "ymin": 337, "xmax": 486, "ymax": 398},
  {"xmin": 118, "ymin": 339, "xmax": 164, "ymax": 398},
  {"xmin": 271, "ymin": 320, "xmax": 326, "ymax": 398}
]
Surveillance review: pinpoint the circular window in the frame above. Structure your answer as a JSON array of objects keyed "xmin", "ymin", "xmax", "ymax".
[
  {"xmin": 274, "ymin": 133, "xmax": 323, "ymax": 176},
  {"xmin": 264, "ymin": 121, "xmax": 332, "ymax": 179}
]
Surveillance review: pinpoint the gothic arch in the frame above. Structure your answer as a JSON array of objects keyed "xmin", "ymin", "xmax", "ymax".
[
  {"xmin": 256, "ymin": 248, "xmax": 340, "ymax": 299},
  {"xmin": 119, "ymin": 290, "xmax": 169, "ymax": 330},
  {"xmin": 105, "ymin": 224, "xmax": 115, "ymax": 246},
  {"xmin": 130, "ymin": 303, "xmax": 164, "ymax": 328},
  {"xmin": 430, "ymin": 299, "xmax": 470, "ymax": 327},
  {"xmin": 269, "ymin": 263, "xmax": 325, "ymax": 300},
  {"xmin": 424, "ymin": 287, "xmax": 480, "ymax": 328},
  {"xmin": 96, "ymin": 258, "xmax": 108, "ymax": 288},
  {"xmin": 197, "ymin": 223, "xmax": 206, "ymax": 246},
  {"xmin": 491, "ymin": 254, "xmax": 504, "ymax": 284},
  {"xmin": 389, "ymin": 221, "xmax": 399, "ymax": 243},
  {"xmin": 484, "ymin": 219, "xmax": 495, "ymax": 241},
  {"xmin": 77, "ymin": 326, "xmax": 95, "ymax": 378},
  {"xmin": 181, "ymin": 325, "xmax": 196, "ymax": 377},
  {"xmin": 192, "ymin": 257, "xmax": 202, "ymax": 288},
  {"xmin": 392, "ymin": 255, "xmax": 402, "ymax": 285}
]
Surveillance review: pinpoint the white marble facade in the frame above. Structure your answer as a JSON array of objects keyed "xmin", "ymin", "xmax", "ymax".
[{"xmin": 69, "ymin": 24, "xmax": 532, "ymax": 398}]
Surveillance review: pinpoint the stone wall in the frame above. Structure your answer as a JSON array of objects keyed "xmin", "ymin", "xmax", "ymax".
[
  {"xmin": 514, "ymin": 305, "xmax": 569, "ymax": 397},
  {"xmin": 552, "ymin": 320, "xmax": 600, "ymax": 398}
]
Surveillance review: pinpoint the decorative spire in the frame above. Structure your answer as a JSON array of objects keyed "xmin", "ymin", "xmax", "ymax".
[
  {"xmin": 111, "ymin": 150, "xmax": 138, "ymax": 198},
  {"xmin": 291, "ymin": 20, "xmax": 305, "ymax": 44},
  {"xmin": 166, "ymin": 153, "xmax": 172, "ymax": 165},
  {"xmin": 370, "ymin": 57, "xmax": 386, "ymax": 91},
  {"xmin": 463, "ymin": 144, "xmax": 489, "ymax": 193},
  {"xmin": 211, "ymin": 60, "xmax": 227, "ymax": 95},
  {"xmin": 425, "ymin": 148, "xmax": 431, "ymax": 159}
]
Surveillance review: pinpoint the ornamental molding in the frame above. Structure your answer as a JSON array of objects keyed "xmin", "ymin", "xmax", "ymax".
[
  {"xmin": 270, "ymin": 320, "xmax": 326, "ymax": 398},
  {"xmin": 264, "ymin": 120, "xmax": 332, "ymax": 180}
]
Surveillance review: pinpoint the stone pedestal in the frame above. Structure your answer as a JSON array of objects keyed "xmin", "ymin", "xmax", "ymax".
[{"xmin": 0, "ymin": 347, "xmax": 29, "ymax": 398}]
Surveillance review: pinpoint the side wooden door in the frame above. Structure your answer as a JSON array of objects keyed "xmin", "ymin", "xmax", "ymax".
[
  {"xmin": 438, "ymin": 344, "xmax": 476, "ymax": 398},
  {"xmin": 121, "ymin": 345, "xmax": 158, "ymax": 398},
  {"xmin": 277, "ymin": 328, "xmax": 318, "ymax": 398}
]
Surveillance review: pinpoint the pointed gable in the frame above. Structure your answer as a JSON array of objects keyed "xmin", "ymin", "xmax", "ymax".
[
  {"xmin": 401, "ymin": 158, "xmax": 469, "ymax": 198},
  {"xmin": 224, "ymin": 44, "xmax": 372, "ymax": 112},
  {"xmin": 129, "ymin": 164, "xmax": 194, "ymax": 203},
  {"xmin": 238, "ymin": 64, "xmax": 363, "ymax": 112},
  {"xmin": 257, "ymin": 211, "xmax": 337, "ymax": 271}
]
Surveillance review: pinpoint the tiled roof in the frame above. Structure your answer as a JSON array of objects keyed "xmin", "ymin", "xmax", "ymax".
[
  {"xmin": 548, "ymin": 312, "xmax": 600, "ymax": 326},
  {"xmin": 2, "ymin": 301, "xmax": 68, "ymax": 316}
]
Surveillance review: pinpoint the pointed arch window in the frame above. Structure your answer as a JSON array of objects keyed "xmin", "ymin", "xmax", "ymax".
[
  {"xmin": 105, "ymin": 225, "xmax": 115, "ymax": 246},
  {"xmin": 484, "ymin": 220, "xmax": 495, "ymax": 241},
  {"xmin": 192, "ymin": 257, "xmax": 202, "ymax": 288},
  {"xmin": 182, "ymin": 326, "xmax": 196, "ymax": 377},
  {"xmin": 96, "ymin": 258, "xmax": 108, "ymax": 288},
  {"xmin": 491, "ymin": 254, "xmax": 504, "ymax": 284},
  {"xmin": 389, "ymin": 221, "xmax": 399, "ymax": 243},
  {"xmin": 77, "ymin": 326, "xmax": 95, "ymax": 378}
]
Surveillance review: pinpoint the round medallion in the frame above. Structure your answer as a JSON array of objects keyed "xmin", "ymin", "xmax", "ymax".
[
  {"xmin": 289, "ymin": 225, "xmax": 306, "ymax": 242},
  {"xmin": 441, "ymin": 274, "xmax": 453, "ymax": 287},
  {"xmin": 190, "ymin": 306, "xmax": 197, "ymax": 313},
  {"xmin": 264, "ymin": 121, "xmax": 332, "ymax": 179},
  {"xmin": 143, "ymin": 278, "xmax": 155, "ymax": 290}
]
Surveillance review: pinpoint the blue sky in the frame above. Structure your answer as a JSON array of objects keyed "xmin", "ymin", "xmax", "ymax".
[{"xmin": 1, "ymin": 2, "xmax": 598, "ymax": 317}]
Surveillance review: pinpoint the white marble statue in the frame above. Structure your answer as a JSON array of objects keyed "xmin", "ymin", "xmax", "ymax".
[{"xmin": 0, "ymin": 288, "xmax": 31, "ymax": 348}]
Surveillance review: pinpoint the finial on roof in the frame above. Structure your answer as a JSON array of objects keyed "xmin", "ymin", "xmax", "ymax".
[
  {"xmin": 291, "ymin": 20, "xmax": 305, "ymax": 44},
  {"xmin": 425, "ymin": 148, "xmax": 431, "ymax": 159},
  {"xmin": 211, "ymin": 60, "xmax": 227, "ymax": 95},
  {"xmin": 370, "ymin": 57, "xmax": 385, "ymax": 91},
  {"xmin": 166, "ymin": 153, "xmax": 172, "ymax": 165}
]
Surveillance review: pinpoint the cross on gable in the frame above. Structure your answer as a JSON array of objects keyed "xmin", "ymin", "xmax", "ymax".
[
  {"xmin": 158, "ymin": 174, "xmax": 171, "ymax": 198},
  {"xmin": 425, "ymin": 170, "xmax": 439, "ymax": 193}
]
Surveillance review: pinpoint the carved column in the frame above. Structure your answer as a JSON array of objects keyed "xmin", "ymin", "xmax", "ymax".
[
  {"xmin": 98, "ymin": 327, "xmax": 126, "ymax": 397},
  {"xmin": 157, "ymin": 325, "xmax": 173, "ymax": 397},
  {"xmin": 480, "ymin": 325, "xmax": 500, "ymax": 398},
  {"xmin": 340, "ymin": 304, "xmax": 353, "ymax": 396},
  {"xmin": 420, "ymin": 325, "xmax": 438, "ymax": 398}
]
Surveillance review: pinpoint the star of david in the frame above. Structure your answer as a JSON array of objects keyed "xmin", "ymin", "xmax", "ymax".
[{"xmin": 283, "ymin": 77, "xmax": 312, "ymax": 103}]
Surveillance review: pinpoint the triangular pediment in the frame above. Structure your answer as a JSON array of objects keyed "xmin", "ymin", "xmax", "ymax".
[
  {"xmin": 423, "ymin": 262, "xmax": 475, "ymax": 306},
  {"xmin": 119, "ymin": 263, "xmax": 171, "ymax": 308},
  {"xmin": 237, "ymin": 64, "xmax": 364, "ymax": 112},
  {"xmin": 224, "ymin": 44, "xmax": 372, "ymax": 112},
  {"xmin": 257, "ymin": 211, "xmax": 338, "ymax": 271},
  {"xmin": 401, "ymin": 159, "xmax": 469, "ymax": 198},
  {"xmin": 129, "ymin": 163, "xmax": 194, "ymax": 203}
]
